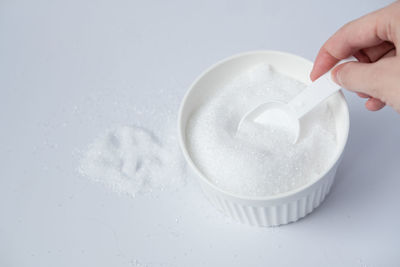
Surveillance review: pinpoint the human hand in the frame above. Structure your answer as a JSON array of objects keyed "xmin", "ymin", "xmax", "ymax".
[{"xmin": 310, "ymin": 1, "xmax": 400, "ymax": 113}]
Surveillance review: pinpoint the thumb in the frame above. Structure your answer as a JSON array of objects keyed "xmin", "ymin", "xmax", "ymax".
[{"xmin": 331, "ymin": 58, "xmax": 395, "ymax": 99}]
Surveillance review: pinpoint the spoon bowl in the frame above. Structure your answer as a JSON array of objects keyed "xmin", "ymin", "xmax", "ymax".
[{"xmin": 238, "ymin": 100, "xmax": 301, "ymax": 142}]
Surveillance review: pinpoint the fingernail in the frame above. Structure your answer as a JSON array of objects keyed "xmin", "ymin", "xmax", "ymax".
[{"xmin": 331, "ymin": 68, "xmax": 342, "ymax": 86}]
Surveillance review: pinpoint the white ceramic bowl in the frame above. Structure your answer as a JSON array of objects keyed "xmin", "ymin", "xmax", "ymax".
[{"xmin": 178, "ymin": 51, "xmax": 350, "ymax": 227}]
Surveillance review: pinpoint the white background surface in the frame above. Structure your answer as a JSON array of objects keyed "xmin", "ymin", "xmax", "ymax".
[{"xmin": 1, "ymin": 0, "xmax": 400, "ymax": 266}]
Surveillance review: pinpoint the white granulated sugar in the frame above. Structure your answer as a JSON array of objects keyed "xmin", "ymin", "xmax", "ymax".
[
  {"xmin": 187, "ymin": 63, "xmax": 337, "ymax": 197},
  {"xmin": 79, "ymin": 125, "xmax": 185, "ymax": 197}
]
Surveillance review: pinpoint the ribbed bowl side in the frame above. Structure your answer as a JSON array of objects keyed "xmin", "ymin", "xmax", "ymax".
[{"xmin": 199, "ymin": 168, "xmax": 337, "ymax": 227}]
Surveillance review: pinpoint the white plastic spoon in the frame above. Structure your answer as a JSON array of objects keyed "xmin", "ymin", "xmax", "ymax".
[{"xmin": 237, "ymin": 56, "xmax": 357, "ymax": 143}]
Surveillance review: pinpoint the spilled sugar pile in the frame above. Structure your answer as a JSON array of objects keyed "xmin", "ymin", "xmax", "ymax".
[
  {"xmin": 187, "ymin": 63, "xmax": 338, "ymax": 197},
  {"xmin": 79, "ymin": 125, "xmax": 186, "ymax": 197}
]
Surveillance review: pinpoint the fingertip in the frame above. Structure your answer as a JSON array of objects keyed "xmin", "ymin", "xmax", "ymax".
[
  {"xmin": 365, "ymin": 98, "xmax": 385, "ymax": 111},
  {"xmin": 310, "ymin": 59, "xmax": 321, "ymax": 82},
  {"xmin": 331, "ymin": 61, "xmax": 370, "ymax": 92},
  {"xmin": 310, "ymin": 70, "xmax": 318, "ymax": 82},
  {"xmin": 311, "ymin": 48, "xmax": 340, "ymax": 81}
]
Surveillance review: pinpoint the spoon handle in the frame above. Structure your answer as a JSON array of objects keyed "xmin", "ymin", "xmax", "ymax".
[{"xmin": 288, "ymin": 56, "xmax": 357, "ymax": 119}]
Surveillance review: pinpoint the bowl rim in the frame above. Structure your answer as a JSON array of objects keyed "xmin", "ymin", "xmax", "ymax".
[{"xmin": 178, "ymin": 50, "xmax": 350, "ymax": 201}]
